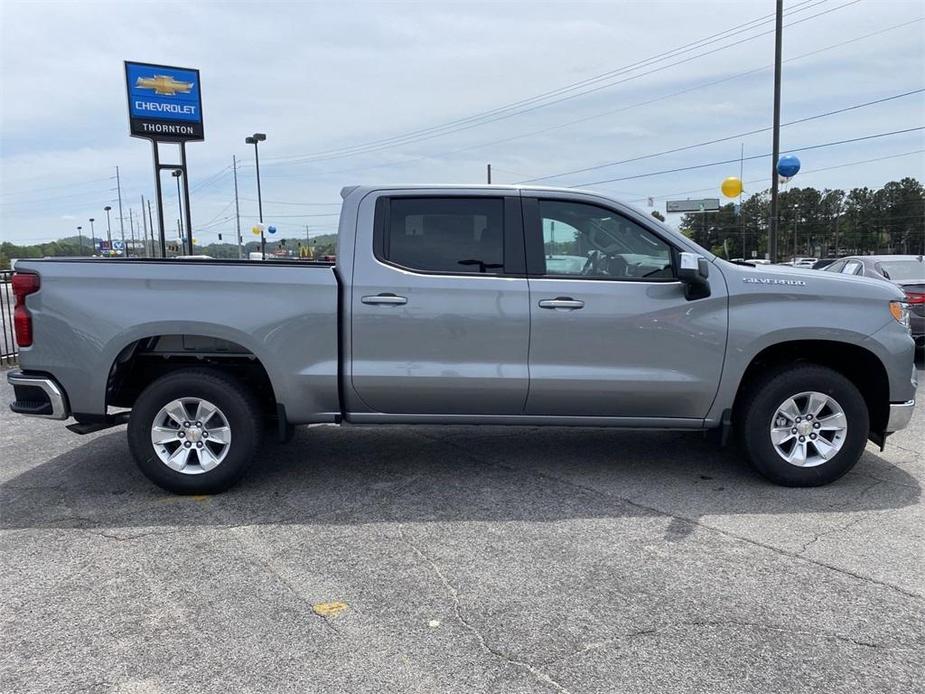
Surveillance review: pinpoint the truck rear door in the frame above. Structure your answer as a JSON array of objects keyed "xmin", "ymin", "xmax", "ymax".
[{"xmin": 348, "ymin": 191, "xmax": 529, "ymax": 415}]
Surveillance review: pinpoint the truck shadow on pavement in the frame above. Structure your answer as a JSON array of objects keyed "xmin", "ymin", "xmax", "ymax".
[{"xmin": 1, "ymin": 424, "xmax": 919, "ymax": 538}]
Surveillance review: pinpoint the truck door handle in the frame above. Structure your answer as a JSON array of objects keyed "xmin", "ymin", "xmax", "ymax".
[
  {"xmin": 362, "ymin": 293, "xmax": 408, "ymax": 306},
  {"xmin": 538, "ymin": 297, "xmax": 584, "ymax": 310}
]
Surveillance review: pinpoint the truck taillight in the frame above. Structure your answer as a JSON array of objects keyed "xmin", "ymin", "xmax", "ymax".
[{"xmin": 11, "ymin": 272, "xmax": 40, "ymax": 347}]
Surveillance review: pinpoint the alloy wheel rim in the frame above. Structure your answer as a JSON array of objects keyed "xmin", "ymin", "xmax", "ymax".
[
  {"xmin": 769, "ymin": 391, "xmax": 847, "ymax": 468},
  {"xmin": 150, "ymin": 397, "xmax": 231, "ymax": 475}
]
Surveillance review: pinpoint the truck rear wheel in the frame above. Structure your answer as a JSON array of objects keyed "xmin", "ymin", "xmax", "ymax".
[
  {"xmin": 737, "ymin": 365, "xmax": 869, "ymax": 486},
  {"xmin": 127, "ymin": 368, "xmax": 262, "ymax": 494}
]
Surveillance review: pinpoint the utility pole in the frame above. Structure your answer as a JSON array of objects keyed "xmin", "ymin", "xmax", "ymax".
[
  {"xmin": 233, "ymin": 154, "xmax": 243, "ymax": 259},
  {"xmin": 486, "ymin": 163, "xmax": 492, "ymax": 184},
  {"xmin": 140, "ymin": 195, "xmax": 148, "ymax": 257},
  {"xmin": 147, "ymin": 199, "xmax": 156, "ymax": 258},
  {"xmin": 768, "ymin": 0, "xmax": 783, "ymax": 262},
  {"xmin": 129, "ymin": 209, "xmax": 136, "ymax": 257},
  {"xmin": 115, "ymin": 166, "xmax": 126, "ymax": 254},
  {"xmin": 739, "ymin": 143, "xmax": 746, "ymax": 258}
]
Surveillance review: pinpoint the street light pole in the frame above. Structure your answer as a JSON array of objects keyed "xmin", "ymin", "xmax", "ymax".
[
  {"xmin": 245, "ymin": 133, "xmax": 267, "ymax": 259},
  {"xmin": 88, "ymin": 218, "xmax": 96, "ymax": 254},
  {"xmin": 104, "ymin": 206, "xmax": 113, "ymax": 250},
  {"xmin": 172, "ymin": 169, "xmax": 184, "ymax": 252},
  {"xmin": 76, "ymin": 226, "xmax": 84, "ymax": 256}
]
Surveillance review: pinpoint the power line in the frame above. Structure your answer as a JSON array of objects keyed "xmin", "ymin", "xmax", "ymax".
[
  {"xmin": 256, "ymin": 17, "xmax": 923, "ymax": 183},
  {"xmin": 238, "ymin": 197, "xmax": 341, "ymax": 206},
  {"xmin": 263, "ymin": 0, "xmax": 857, "ymax": 166},
  {"xmin": 629, "ymin": 149, "xmax": 925, "ymax": 204},
  {"xmin": 573, "ymin": 126, "xmax": 925, "ymax": 187},
  {"xmin": 0, "ymin": 176, "xmax": 112, "ymax": 199},
  {"xmin": 520, "ymin": 88, "xmax": 925, "ymax": 183},
  {"xmin": 239, "ymin": 213, "xmax": 340, "ymax": 219}
]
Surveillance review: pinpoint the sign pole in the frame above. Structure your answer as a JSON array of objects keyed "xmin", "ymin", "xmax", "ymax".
[
  {"xmin": 180, "ymin": 142, "xmax": 194, "ymax": 255},
  {"xmin": 152, "ymin": 141, "xmax": 167, "ymax": 257}
]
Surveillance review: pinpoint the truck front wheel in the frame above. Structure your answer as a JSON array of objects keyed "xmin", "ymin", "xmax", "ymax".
[
  {"xmin": 127, "ymin": 368, "xmax": 262, "ymax": 494},
  {"xmin": 738, "ymin": 365, "xmax": 869, "ymax": 486}
]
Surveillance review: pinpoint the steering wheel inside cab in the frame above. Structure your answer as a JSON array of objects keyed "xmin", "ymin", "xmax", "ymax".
[{"xmin": 581, "ymin": 251, "xmax": 628, "ymax": 277}]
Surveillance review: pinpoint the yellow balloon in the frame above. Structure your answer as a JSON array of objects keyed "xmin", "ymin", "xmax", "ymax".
[
  {"xmin": 251, "ymin": 225, "xmax": 262, "ymax": 236},
  {"xmin": 721, "ymin": 176, "xmax": 743, "ymax": 198}
]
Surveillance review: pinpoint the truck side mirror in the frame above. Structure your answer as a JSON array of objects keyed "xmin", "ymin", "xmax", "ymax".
[{"xmin": 678, "ymin": 252, "xmax": 711, "ymax": 300}]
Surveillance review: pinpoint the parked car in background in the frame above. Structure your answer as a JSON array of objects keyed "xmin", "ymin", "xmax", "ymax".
[
  {"xmin": 784, "ymin": 257, "xmax": 818, "ymax": 268},
  {"xmin": 824, "ymin": 255, "xmax": 924, "ymax": 346},
  {"xmin": 812, "ymin": 257, "xmax": 840, "ymax": 270}
]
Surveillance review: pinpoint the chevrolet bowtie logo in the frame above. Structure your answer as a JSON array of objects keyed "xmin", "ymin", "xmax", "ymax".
[{"xmin": 135, "ymin": 74, "xmax": 194, "ymax": 96}]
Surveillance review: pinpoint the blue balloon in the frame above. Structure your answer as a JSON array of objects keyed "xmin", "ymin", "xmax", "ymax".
[
  {"xmin": 777, "ymin": 154, "xmax": 801, "ymax": 178},
  {"xmin": 267, "ymin": 225, "xmax": 277, "ymax": 234}
]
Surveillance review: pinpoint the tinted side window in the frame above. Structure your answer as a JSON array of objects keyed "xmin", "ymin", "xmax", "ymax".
[
  {"xmin": 384, "ymin": 198, "xmax": 504, "ymax": 274},
  {"xmin": 824, "ymin": 260, "xmax": 846, "ymax": 273},
  {"xmin": 538, "ymin": 200, "xmax": 673, "ymax": 279}
]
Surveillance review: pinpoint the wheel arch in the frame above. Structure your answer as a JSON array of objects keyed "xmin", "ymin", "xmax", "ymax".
[
  {"xmin": 105, "ymin": 331, "xmax": 279, "ymax": 420},
  {"xmin": 731, "ymin": 339, "xmax": 890, "ymax": 436}
]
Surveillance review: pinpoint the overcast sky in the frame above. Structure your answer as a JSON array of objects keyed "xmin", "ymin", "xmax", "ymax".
[{"xmin": 1, "ymin": 0, "xmax": 923, "ymax": 246}]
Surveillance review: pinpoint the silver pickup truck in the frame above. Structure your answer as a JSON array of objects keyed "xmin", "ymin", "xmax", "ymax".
[{"xmin": 7, "ymin": 185, "xmax": 918, "ymax": 493}]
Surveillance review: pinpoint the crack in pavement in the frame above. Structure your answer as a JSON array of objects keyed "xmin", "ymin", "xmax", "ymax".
[
  {"xmin": 396, "ymin": 525, "xmax": 571, "ymax": 694},
  {"xmin": 796, "ymin": 478, "xmax": 887, "ymax": 554},
  {"xmin": 544, "ymin": 618, "xmax": 911, "ymax": 665},
  {"xmin": 417, "ymin": 431, "xmax": 924, "ymax": 602}
]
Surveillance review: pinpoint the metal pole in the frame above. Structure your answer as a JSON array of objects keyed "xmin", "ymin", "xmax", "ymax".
[
  {"xmin": 76, "ymin": 226, "xmax": 84, "ymax": 256},
  {"xmin": 254, "ymin": 140, "xmax": 265, "ymax": 260},
  {"xmin": 768, "ymin": 0, "xmax": 783, "ymax": 262},
  {"xmin": 129, "ymin": 209, "xmax": 136, "ymax": 257},
  {"xmin": 233, "ymin": 155, "xmax": 242, "ymax": 258},
  {"xmin": 105, "ymin": 207, "xmax": 113, "ymax": 246},
  {"xmin": 147, "ymin": 199, "xmax": 157, "ymax": 258},
  {"xmin": 739, "ymin": 143, "xmax": 745, "ymax": 258},
  {"xmin": 152, "ymin": 142, "xmax": 167, "ymax": 258},
  {"xmin": 116, "ymin": 166, "xmax": 126, "ymax": 253},
  {"xmin": 89, "ymin": 219, "xmax": 96, "ymax": 253},
  {"xmin": 180, "ymin": 142, "xmax": 194, "ymax": 255},
  {"xmin": 834, "ymin": 213, "xmax": 840, "ymax": 257},
  {"xmin": 140, "ymin": 195, "xmax": 148, "ymax": 258},
  {"xmin": 174, "ymin": 172, "xmax": 184, "ymax": 241},
  {"xmin": 486, "ymin": 163, "xmax": 491, "ymax": 184}
]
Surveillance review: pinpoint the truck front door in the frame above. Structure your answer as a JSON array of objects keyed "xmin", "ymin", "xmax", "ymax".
[
  {"xmin": 522, "ymin": 195, "xmax": 728, "ymax": 420},
  {"xmin": 349, "ymin": 192, "xmax": 530, "ymax": 415}
]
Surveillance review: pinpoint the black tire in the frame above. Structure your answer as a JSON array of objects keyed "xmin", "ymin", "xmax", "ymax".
[
  {"xmin": 737, "ymin": 364, "xmax": 869, "ymax": 487},
  {"xmin": 127, "ymin": 368, "xmax": 262, "ymax": 494}
]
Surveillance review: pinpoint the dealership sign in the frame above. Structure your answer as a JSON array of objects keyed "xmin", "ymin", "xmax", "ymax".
[{"xmin": 124, "ymin": 61, "xmax": 203, "ymax": 141}]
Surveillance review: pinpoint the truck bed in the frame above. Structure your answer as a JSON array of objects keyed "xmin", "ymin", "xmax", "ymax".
[{"xmin": 14, "ymin": 258, "xmax": 341, "ymax": 423}]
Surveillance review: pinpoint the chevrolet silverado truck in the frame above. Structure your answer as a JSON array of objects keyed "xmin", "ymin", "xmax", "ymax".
[{"xmin": 7, "ymin": 185, "xmax": 918, "ymax": 493}]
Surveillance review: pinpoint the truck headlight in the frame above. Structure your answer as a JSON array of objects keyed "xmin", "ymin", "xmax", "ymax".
[{"xmin": 889, "ymin": 301, "xmax": 911, "ymax": 330}]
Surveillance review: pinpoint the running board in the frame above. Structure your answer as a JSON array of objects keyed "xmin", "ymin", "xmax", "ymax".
[{"xmin": 66, "ymin": 412, "xmax": 130, "ymax": 435}]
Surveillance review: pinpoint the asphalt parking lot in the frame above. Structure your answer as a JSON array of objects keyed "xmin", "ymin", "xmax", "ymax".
[{"xmin": 1, "ymin": 366, "xmax": 923, "ymax": 694}]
